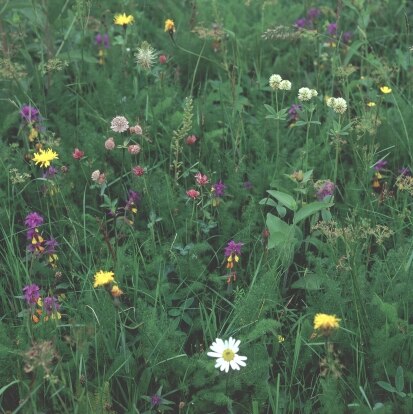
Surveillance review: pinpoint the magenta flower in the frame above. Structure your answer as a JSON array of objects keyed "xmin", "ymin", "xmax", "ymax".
[
  {"xmin": 44, "ymin": 238, "xmax": 58, "ymax": 254},
  {"xmin": 103, "ymin": 33, "xmax": 110, "ymax": 48},
  {"xmin": 23, "ymin": 284, "xmax": 40, "ymax": 305},
  {"xmin": 25, "ymin": 212, "xmax": 44, "ymax": 229},
  {"xmin": 294, "ymin": 18, "xmax": 308, "ymax": 29},
  {"xmin": 20, "ymin": 105, "xmax": 40, "ymax": 123},
  {"xmin": 288, "ymin": 104, "xmax": 302, "ymax": 122},
  {"xmin": 342, "ymin": 31, "xmax": 352, "ymax": 44},
  {"xmin": 373, "ymin": 160, "xmax": 388, "ymax": 171},
  {"xmin": 327, "ymin": 22, "xmax": 337, "ymax": 36},
  {"xmin": 212, "ymin": 180, "xmax": 226, "ymax": 197},
  {"xmin": 307, "ymin": 8, "xmax": 321, "ymax": 20},
  {"xmin": 43, "ymin": 296, "xmax": 60, "ymax": 315},
  {"xmin": 151, "ymin": 395, "xmax": 161, "ymax": 407},
  {"xmin": 315, "ymin": 180, "xmax": 335, "ymax": 200},
  {"xmin": 399, "ymin": 167, "xmax": 411, "ymax": 176},
  {"xmin": 95, "ymin": 33, "xmax": 103, "ymax": 46},
  {"xmin": 224, "ymin": 240, "xmax": 243, "ymax": 258}
]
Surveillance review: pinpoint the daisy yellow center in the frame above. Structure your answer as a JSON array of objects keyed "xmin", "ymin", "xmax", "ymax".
[{"xmin": 222, "ymin": 348, "xmax": 235, "ymax": 362}]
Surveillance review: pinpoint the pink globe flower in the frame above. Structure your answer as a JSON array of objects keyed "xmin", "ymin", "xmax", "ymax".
[
  {"xmin": 186, "ymin": 189, "xmax": 200, "ymax": 199},
  {"xmin": 128, "ymin": 144, "xmax": 141, "ymax": 155},
  {"xmin": 186, "ymin": 135, "xmax": 197, "ymax": 145},
  {"xmin": 159, "ymin": 54, "xmax": 167, "ymax": 64},
  {"xmin": 195, "ymin": 172, "xmax": 209, "ymax": 186},
  {"xmin": 132, "ymin": 166, "xmax": 145, "ymax": 176},
  {"xmin": 72, "ymin": 148, "xmax": 84, "ymax": 160},
  {"xmin": 105, "ymin": 137, "xmax": 115, "ymax": 150},
  {"xmin": 130, "ymin": 124, "xmax": 143, "ymax": 135}
]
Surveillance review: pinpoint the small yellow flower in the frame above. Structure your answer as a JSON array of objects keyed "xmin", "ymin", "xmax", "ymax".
[
  {"xmin": 32, "ymin": 148, "xmax": 59, "ymax": 168},
  {"xmin": 380, "ymin": 86, "xmax": 392, "ymax": 94},
  {"xmin": 164, "ymin": 19, "xmax": 175, "ymax": 33},
  {"xmin": 114, "ymin": 13, "xmax": 134, "ymax": 26},
  {"xmin": 94, "ymin": 270, "xmax": 115, "ymax": 288},
  {"xmin": 28, "ymin": 127, "xmax": 39, "ymax": 142},
  {"xmin": 111, "ymin": 285, "xmax": 123, "ymax": 297},
  {"xmin": 277, "ymin": 335, "xmax": 285, "ymax": 343},
  {"xmin": 367, "ymin": 101, "xmax": 376, "ymax": 107},
  {"xmin": 313, "ymin": 313, "xmax": 340, "ymax": 335}
]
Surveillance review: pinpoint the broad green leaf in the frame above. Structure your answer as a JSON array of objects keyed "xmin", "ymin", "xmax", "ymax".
[
  {"xmin": 377, "ymin": 381, "xmax": 396, "ymax": 393},
  {"xmin": 267, "ymin": 190, "xmax": 297, "ymax": 211},
  {"xmin": 266, "ymin": 213, "xmax": 294, "ymax": 249},
  {"xmin": 259, "ymin": 197, "xmax": 278, "ymax": 207},
  {"xmin": 395, "ymin": 366, "xmax": 404, "ymax": 393},
  {"xmin": 293, "ymin": 201, "xmax": 334, "ymax": 224},
  {"xmin": 264, "ymin": 104, "xmax": 276, "ymax": 115}
]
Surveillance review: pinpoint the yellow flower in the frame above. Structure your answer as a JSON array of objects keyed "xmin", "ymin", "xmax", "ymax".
[
  {"xmin": 313, "ymin": 313, "xmax": 340, "ymax": 334},
  {"xmin": 28, "ymin": 127, "xmax": 39, "ymax": 142},
  {"xmin": 380, "ymin": 86, "xmax": 392, "ymax": 94},
  {"xmin": 111, "ymin": 285, "xmax": 123, "ymax": 297},
  {"xmin": 367, "ymin": 101, "xmax": 376, "ymax": 107},
  {"xmin": 277, "ymin": 335, "xmax": 285, "ymax": 343},
  {"xmin": 94, "ymin": 270, "xmax": 115, "ymax": 288},
  {"xmin": 32, "ymin": 148, "xmax": 59, "ymax": 168},
  {"xmin": 164, "ymin": 19, "xmax": 175, "ymax": 33},
  {"xmin": 114, "ymin": 13, "xmax": 134, "ymax": 26}
]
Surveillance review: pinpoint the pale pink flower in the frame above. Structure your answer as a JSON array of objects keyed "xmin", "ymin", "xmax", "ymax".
[
  {"xmin": 97, "ymin": 173, "xmax": 106, "ymax": 185},
  {"xmin": 130, "ymin": 125, "xmax": 143, "ymax": 135},
  {"xmin": 128, "ymin": 144, "xmax": 141, "ymax": 155},
  {"xmin": 195, "ymin": 172, "xmax": 209, "ymax": 186},
  {"xmin": 186, "ymin": 189, "xmax": 200, "ymax": 199},
  {"xmin": 105, "ymin": 137, "xmax": 115, "ymax": 150},
  {"xmin": 159, "ymin": 54, "xmax": 167, "ymax": 64},
  {"xmin": 186, "ymin": 135, "xmax": 197, "ymax": 145},
  {"xmin": 91, "ymin": 170, "xmax": 101, "ymax": 182},
  {"xmin": 132, "ymin": 166, "xmax": 145, "ymax": 176},
  {"xmin": 110, "ymin": 116, "xmax": 129, "ymax": 133}
]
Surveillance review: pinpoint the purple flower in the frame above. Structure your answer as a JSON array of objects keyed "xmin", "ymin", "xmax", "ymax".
[
  {"xmin": 151, "ymin": 394, "xmax": 161, "ymax": 407},
  {"xmin": 43, "ymin": 296, "xmax": 60, "ymax": 315},
  {"xmin": 288, "ymin": 104, "xmax": 302, "ymax": 122},
  {"xmin": 327, "ymin": 22, "xmax": 337, "ymax": 36},
  {"xmin": 127, "ymin": 190, "xmax": 141, "ymax": 204},
  {"xmin": 20, "ymin": 105, "xmax": 40, "ymax": 123},
  {"xmin": 342, "ymin": 31, "xmax": 352, "ymax": 44},
  {"xmin": 243, "ymin": 181, "xmax": 253, "ymax": 190},
  {"xmin": 43, "ymin": 166, "xmax": 58, "ymax": 179},
  {"xmin": 294, "ymin": 18, "xmax": 308, "ymax": 29},
  {"xmin": 307, "ymin": 8, "xmax": 321, "ymax": 20},
  {"xmin": 103, "ymin": 33, "xmax": 110, "ymax": 48},
  {"xmin": 224, "ymin": 240, "xmax": 243, "ymax": 258},
  {"xmin": 44, "ymin": 238, "xmax": 58, "ymax": 254},
  {"xmin": 95, "ymin": 33, "xmax": 102, "ymax": 46},
  {"xmin": 373, "ymin": 160, "xmax": 388, "ymax": 171},
  {"xmin": 23, "ymin": 284, "xmax": 40, "ymax": 305},
  {"xmin": 399, "ymin": 167, "xmax": 411, "ymax": 176},
  {"xmin": 25, "ymin": 212, "xmax": 44, "ymax": 229},
  {"xmin": 212, "ymin": 180, "xmax": 226, "ymax": 197},
  {"xmin": 315, "ymin": 180, "xmax": 335, "ymax": 200}
]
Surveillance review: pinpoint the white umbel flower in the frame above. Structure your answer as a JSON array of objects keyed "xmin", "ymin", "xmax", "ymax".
[
  {"xmin": 110, "ymin": 116, "xmax": 129, "ymax": 133},
  {"xmin": 207, "ymin": 337, "xmax": 247, "ymax": 373}
]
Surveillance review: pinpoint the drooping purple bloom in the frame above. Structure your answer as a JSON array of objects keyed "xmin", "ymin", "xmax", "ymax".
[
  {"xmin": 399, "ymin": 167, "xmax": 411, "ymax": 176},
  {"xmin": 342, "ymin": 31, "xmax": 352, "ymax": 44},
  {"xmin": 151, "ymin": 394, "xmax": 162, "ymax": 407},
  {"xmin": 315, "ymin": 180, "xmax": 335, "ymax": 200},
  {"xmin": 212, "ymin": 180, "xmax": 226, "ymax": 197},
  {"xmin": 20, "ymin": 105, "xmax": 40, "ymax": 123},
  {"xmin": 43, "ymin": 296, "xmax": 60, "ymax": 315},
  {"xmin": 25, "ymin": 212, "xmax": 44, "ymax": 229},
  {"xmin": 103, "ymin": 33, "xmax": 110, "ymax": 48},
  {"xmin": 373, "ymin": 160, "xmax": 388, "ymax": 171},
  {"xmin": 327, "ymin": 22, "xmax": 337, "ymax": 36},
  {"xmin": 224, "ymin": 240, "xmax": 243, "ymax": 258},
  {"xmin": 307, "ymin": 8, "xmax": 321, "ymax": 20},
  {"xmin": 23, "ymin": 284, "xmax": 40, "ymax": 305},
  {"xmin": 294, "ymin": 18, "xmax": 308, "ymax": 29},
  {"xmin": 44, "ymin": 238, "xmax": 58, "ymax": 254},
  {"xmin": 95, "ymin": 33, "xmax": 102, "ymax": 46},
  {"xmin": 288, "ymin": 104, "xmax": 302, "ymax": 122}
]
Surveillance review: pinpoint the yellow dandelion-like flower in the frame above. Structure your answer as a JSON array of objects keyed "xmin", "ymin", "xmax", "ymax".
[
  {"xmin": 367, "ymin": 101, "xmax": 376, "ymax": 107},
  {"xmin": 93, "ymin": 270, "xmax": 115, "ymax": 288},
  {"xmin": 32, "ymin": 148, "xmax": 59, "ymax": 168},
  {"xmin": 380, "ymin": 86, "xmax": 392, "ymax": 94},
  {"xmin": 313, "ymin": 313, "xmax": 340, "ymax": 335},
  {"xmin": 164, "ymin": 19, "xmax": 175, "ymax": 33},
  {"xmin": 114, "ymin": 13, "xmax": 134, "ymax": 26}
]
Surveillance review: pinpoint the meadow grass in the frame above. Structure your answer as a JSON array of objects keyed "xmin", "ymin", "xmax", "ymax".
[{"xmin": 1, "ymin": 0, "xmax": 413, "ymax": 413}]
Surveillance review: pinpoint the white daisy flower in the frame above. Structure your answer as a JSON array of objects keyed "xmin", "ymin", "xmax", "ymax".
[{"xmin": 207, "ymin": 337, "xmax": 247, "ymax": 373}]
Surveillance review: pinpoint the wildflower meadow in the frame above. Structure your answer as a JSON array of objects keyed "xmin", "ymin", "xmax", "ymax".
[{"xmin": 1, "ymin": 0, "xmax": 413, "ymax": 413}]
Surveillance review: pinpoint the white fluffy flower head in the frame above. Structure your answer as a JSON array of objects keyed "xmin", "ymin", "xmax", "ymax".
[
  {"xmin": 207, "ymin": 337, "xmax": 247, "ymax": 373},
  {"xmin": 269, "ymin": 74, "xmax": 282, "ymax": 90},
  {"xmin": 110, "ymin": 116, "xmax": 129, "ymax": 133},
  {"xmin": 279, "ymin": 80, "xmax": 292, "ymax": 90},
  {"xmin": 298, "ymin": 87, "xmax": 318, "ymax": 101}
]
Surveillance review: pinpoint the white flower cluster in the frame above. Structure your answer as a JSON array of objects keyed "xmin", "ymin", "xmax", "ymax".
[
  {"xmin": 269, "ymin": 74, "xmax": 292, "ymax": 91},
  {"xmin": 298, "ymin": 87, "xmax": 318, "ymax": 101},
  {"xmin": 326, "ymin": 97, "xmax": 347, "ymax": 114}
]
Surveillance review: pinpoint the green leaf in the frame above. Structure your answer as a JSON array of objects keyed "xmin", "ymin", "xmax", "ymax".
[
  {"xmin": 266, "ymin": 213, "xmax": 294, "ymax": 249},
  {"xmin": 293, "ymin": 201, "xmax": 334, "ymax": 224},
  {"xmin": 267, "ymin": 190, "xmax": 297, "ymax": 211},
  {"xmin": 395, "ymin": 366, "xmax": 404, "ymax": 393},
  {"xmin": 264, "ymin": 104, "xmax": 276, "ymax": 115},
  {"xmin": 259, "ymin": 197, "xmax": 278, "ymax": 207},
  {"xmin": 377, "ymin": 381, "xmax": 396, "ymax": 393},
  {"xmin": 291, "ymin": 274, "xmax": 324, "ymax": 290}
]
